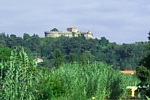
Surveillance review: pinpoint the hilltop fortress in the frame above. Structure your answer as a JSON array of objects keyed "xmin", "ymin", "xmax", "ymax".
[{"xmin": 45, "ymin": 27, "xmax": 93, "ymax": 39}]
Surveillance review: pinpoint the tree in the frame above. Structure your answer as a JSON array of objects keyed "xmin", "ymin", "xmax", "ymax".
[
  {"xmin": 51, "ymin": 28, "xmax": 59, "ymax": 32},
  {"xmin": 0, "ymin": 33, "xmax": 7, "ymax": 47},
  {"xmin": 0, "ymin": 48, "xmax": 12, "ymax": 61},
  {"xmin": 0, "ymin": 40, "xmax": 7, "ymax": 48},
  {"xmin": 79, "ymin": 54, "xmax": 88, "ymax": 66},
  {"xmin": 136, "ymin": 66, "xmax": 150, "ymax": 83},
  {"xmin": 54, "ymin": 49, "xmax": 64, "ymax": 68},
  {"xmin": 99, "ymin": 37, "xmax": 109, "ymax": 46},
  {"xmin": 23, "ymin": 33, "xmax": 30, "ymax": 40},
  {"xmin": 82, "ymin": 51, "xmax": 95, "ymax": 64},
  {"xmin": 72, "ymin": 32, "xmax": 76, "ymax": 37},
  {"xmin": 0, "ymin": 48, "xmax": 12, "ymax": 82},
  {"xmin": 69, "ymin": 53, "xmax": 78, "ymax": 63},
  {"xmin": 24, "ymin": 34, "xmax": 41, "ymax": 53},
  {"xmin": 139, "ymin": 55, "xmax": 150, "ymax": 69},
  {"xmin": 136, "ymin": 32, "xmax": 150, "ymax": 98}
]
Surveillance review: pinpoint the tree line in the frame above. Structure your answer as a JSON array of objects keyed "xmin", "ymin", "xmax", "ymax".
[{"xmin": 0, "ymin": 32, "xmax": 149, "ymax": 70}]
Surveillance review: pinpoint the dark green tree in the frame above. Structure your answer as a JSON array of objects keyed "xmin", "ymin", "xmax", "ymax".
[
  {"xmin": 82, "ymin": 51, "xmax": 95, "ymax": 64},
  {"xmin": 99, "ymin": 37, "xmax": 109, "ymax": 46},
  {"xmin": 136, "ymin": 32, "xmax": 150, "ymax": 98},
  {"xmin": 54, "ymin": 49, "xmax": 64, "ymax": 68},
  {"xmin": 79, "ymin": 54, "xmax": 88, "ymax": 66},
  {"xmin": 23, "ymin": 33, "xmax": 30, "ymax": 40},
  {"xmin": 0, "ymin": 33, "xmax": 7, "ymax": 47},
  {"xmin": 0, "ymin": 48, "xmax": 12, "ymax": 81},
  {"xmin": 69, "ymin": 53, "xmax": 78, "ymax": 63},
  {"xmin": 72, "ymin": 32, "xmax": 76, "ymax": 37},
  {"xmin": 51, "ymin": 28, "xmax": 59, "ymax": 32},
  {"xmin": 0, "ymin": 48, "xmax": 12, "ymax": 61}
]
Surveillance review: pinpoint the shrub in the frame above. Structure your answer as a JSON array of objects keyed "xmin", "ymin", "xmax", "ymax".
[{"xmin": 36, "ymin": 68, "xmax": 67, "ymax": 100}]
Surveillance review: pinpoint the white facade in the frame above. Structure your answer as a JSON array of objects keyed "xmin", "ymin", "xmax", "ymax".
[{"xmin": 45, "ymin": 27, "xmax": 93, "ymax": 39}]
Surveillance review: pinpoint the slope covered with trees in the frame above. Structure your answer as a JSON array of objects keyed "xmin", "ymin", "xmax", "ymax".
[{"xmin": 0, "ymin": 32, "xmax": 149, "ymax": 70}]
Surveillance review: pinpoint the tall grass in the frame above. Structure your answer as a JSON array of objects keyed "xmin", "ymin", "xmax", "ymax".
[
  {"xmin": 48, "ymin": 62, "xmax": 140, "ymax": 100},
  {"xmin": 0, "ymin": 48, "xmax": 39, "ymax": 100},
  {"xmin": 0, "ymin": 49, "xmax": 140, "ymax": 100}
]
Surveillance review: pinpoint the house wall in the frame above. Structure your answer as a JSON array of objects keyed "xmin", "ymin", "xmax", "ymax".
[
  {"xmin": 67, "ymin": 27, "xmax": 78, "ymax": 32},
  {"xmin": 45, "ymin": 27, "xmax": 93, "ymax": 39},
  {"xmin": 45, "ymin": 31, "xmax": 60, "ymax": 37}
]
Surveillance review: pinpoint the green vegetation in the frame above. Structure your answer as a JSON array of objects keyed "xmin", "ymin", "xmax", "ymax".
[
  {"xmin": 0, "ymin": 32, "xmax": 149, "ymax": 69},
  {"xmin": 0, "ymin": 48, "xmax": 39, "ymax": 100},
  {"xmin": 54, "ymin": 49, "xmax": 65, "ymax": 68},
  {"xmin": 136, "ymin": 32, "xmax": 150, "ymax": 99},
  {"xmin": 0, "ymin": 31, "xmax": 150, "ymax": 99},
  {"xmin": 72, "ymin": 32, "xmax": 76, "ymax": 37},
  {"xmin": 0, "ymin": 48, "xmax": 12, "ymax": 61},
  {"xmin": 51, "ymin": 28, "xmax": 59, "ymax": 32},
  {"xmin": 49, "ymin": 62, "xmax": 139, "ymax": 100},
  {"xmin": 0, "ymin": 48, "xmax": 140, "ymax": 99}
]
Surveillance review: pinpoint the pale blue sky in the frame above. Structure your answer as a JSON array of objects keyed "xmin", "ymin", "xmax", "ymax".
[{"xmin": 0, "ymin": 0, "xmax": 150, "ymax": 43}]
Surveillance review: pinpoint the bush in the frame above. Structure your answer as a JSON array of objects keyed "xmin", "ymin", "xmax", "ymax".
[{"xmin": 36, "ymin": 68, "xmax": 67, "ymax": 100}]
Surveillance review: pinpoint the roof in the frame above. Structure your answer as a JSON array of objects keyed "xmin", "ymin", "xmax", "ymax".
[
  {"xmin": 35, "ymin": 58, "xmax": 43, "ymax": 63},
  {"xmin": 126, "ymin": 86, "xmax": 137, "ymax": 90},
  {"xmin": 120, "ymin": 70, "xmax": 136, "ymax": 75}
]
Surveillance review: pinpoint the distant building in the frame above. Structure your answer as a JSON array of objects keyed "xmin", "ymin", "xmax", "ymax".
[
  {"xmin": 35, "ymin": 58, "xmax": 43, "ymax": 63},
  {"xmin": 67, "ymin": 27, "xmax": 78, "ymax": 32},
  {"xmin": 126, "ymin": 86, "xmax": 138, "ymax": 98},
  {"xmin": 45, "ymin": 27, "xmax": 93, "ymax": 39},
  {"xmin": 120, "ymin": 70, "xmax": 136, "ymax": 75}
]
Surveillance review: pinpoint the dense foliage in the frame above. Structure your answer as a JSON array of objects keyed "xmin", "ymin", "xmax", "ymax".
[
  {"xmin": 0, "ymin": 49, "xmax": 140, "ymax": 99},
  {"xmin": 48, "ymin": 62, "xmax": 140, "ymax": 100},
  {"xmin": 136, "ymin": 32, "xmax": 150, "ymax": 98},
  {"xmin": 0, "ymin": 48, "xmax": 39, "ymax": 100},
  {"xmin": 1, "ymin": 29, "xmax": 150, "ymax": 99},
  {"xmin": 0, "ymin": 32, "xmax": 149, "ymax": 70}
]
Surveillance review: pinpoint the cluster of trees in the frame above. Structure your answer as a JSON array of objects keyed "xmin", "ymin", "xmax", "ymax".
[
  {"xmin": 136, "ymin": 32, "xmax": 150, "ymax": 98},
  {"xmin": 0, "ymin": 32, "xmax": 149, "ymax": 70}
]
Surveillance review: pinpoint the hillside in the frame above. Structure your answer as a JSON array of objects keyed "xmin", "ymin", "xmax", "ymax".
[{"xmin": 0, "ymin": 32, "xmax": 149, "ymax": 70}]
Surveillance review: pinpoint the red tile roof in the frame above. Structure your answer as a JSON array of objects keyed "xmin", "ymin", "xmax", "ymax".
[{"xmin": 120, "ymin": 70, "xmax": 136, "ymax": 75}]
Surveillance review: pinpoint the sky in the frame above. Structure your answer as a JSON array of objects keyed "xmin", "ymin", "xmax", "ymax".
[{"xmin": 0, "ymin": 0, "xmax": 150, "ymax": 44}]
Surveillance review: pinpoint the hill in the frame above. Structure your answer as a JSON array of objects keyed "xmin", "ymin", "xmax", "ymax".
[{"xmin": 0, "ymin": 32, "xmax": 149, "ymax": 70}]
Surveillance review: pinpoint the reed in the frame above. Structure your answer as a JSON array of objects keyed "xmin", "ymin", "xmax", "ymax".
[
  {"xmin": 0, "ymin": 49, "xmax": 140, "ymax": 100},
  {"xmin": 48, "ymin": 62, "xmax": 140, "ymax": 100},
  {"xmin": 0, "ymin": 48, "xmax": 39, "ymax": 100}
]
